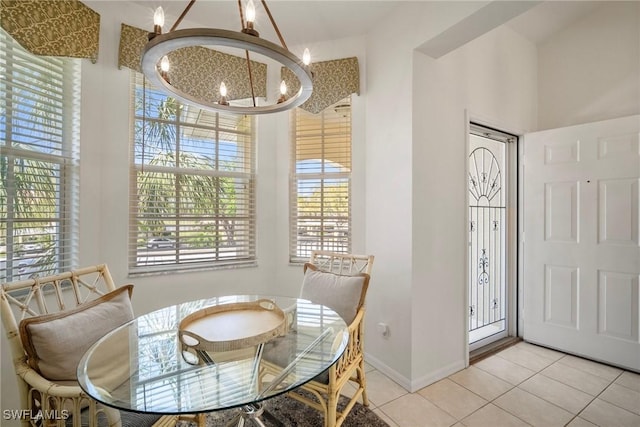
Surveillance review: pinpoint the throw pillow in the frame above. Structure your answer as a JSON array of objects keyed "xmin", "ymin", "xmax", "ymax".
[
  {"xmin": 19, "ymin": 284, "xmax": 134, "ymax": 381},
  {"xmin": 300, "ymin": 263, "xmax": 369, "ymax": 324}
]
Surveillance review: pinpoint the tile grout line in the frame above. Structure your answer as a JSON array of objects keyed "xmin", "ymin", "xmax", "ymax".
[
  {"xmin": 372, "ymin": 393, "xmax": 409, "ymax": 426},
  {"xmin": 581, "ymin": 370, "xmax": 640, "ymax": 420},
  {"xmin": 455, "ymin": 399, "xmax": 533, "ymax": 427},
  {"xmin": 479, "ymin": 395, "xmax": 534, "ymax": 427},
  {"xmin": 555, "ymin": 357, "xmax": 626, "ymax": 381},
  {"xmin": 493, "ymin": 348, "xmax": 560, "ymax": 372},
  {"xmin": 420, "ymin": 367, "xmax": 533, "ymax": 426},
  {"xmin": 536, "ymin": 367, "xmax": 612, "ymax": 399},
  {"xmin": 364, "ymin": 354, "xmax": 638, "ymax": 427},
  {"xmin": 411, "ymin": 384, "xmax": 478, "ymax": 424},
  {"xmin": 513, "ymin": 355, "xmax": 615, "ymax": 423},
  {"xmin": 373, "ymin": 405, "xmax": 401, "ymax": 427},
  {"xmin": 471, "ymin": 361, "xmax": 538, "ymax": 389},
  {"xmin": 465, "ymin": 353, "xmax": 570, "ymax": 426}
]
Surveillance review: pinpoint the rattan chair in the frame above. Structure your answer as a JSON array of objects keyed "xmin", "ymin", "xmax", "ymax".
[
  {"xmin": 288, "ymin": 250, "xmax": 374, "ymax": 427},
  {"xmin": 0, "ymin": 264, "xmax": 178, "ymax": 427}
]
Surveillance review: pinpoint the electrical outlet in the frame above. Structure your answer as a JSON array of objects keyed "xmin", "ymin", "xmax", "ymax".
[{"xmin": 377, "ymin": 322, "xmax": 390, "ymax": 337}]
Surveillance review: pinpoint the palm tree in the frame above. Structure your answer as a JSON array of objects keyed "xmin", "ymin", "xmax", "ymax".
[
  {"xmin": 133, "ymin": 80, "xmax": 244, "ymax": 252},
  {"xmin": 1, "ymin": 37, "xmax": 69, "ymax": 280}
]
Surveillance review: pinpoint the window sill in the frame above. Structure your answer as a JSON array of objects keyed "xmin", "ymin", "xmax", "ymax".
[{"xmin": 128, "ymin": 261, "xmax": 258, "ymax": 278}]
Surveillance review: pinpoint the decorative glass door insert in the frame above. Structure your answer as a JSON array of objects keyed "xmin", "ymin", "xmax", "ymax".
[{"xmin": 468, "ymin": 128, "xmax": 509, "ymax": 346}]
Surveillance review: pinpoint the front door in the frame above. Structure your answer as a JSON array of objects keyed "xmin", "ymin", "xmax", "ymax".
[
  {"xmin": 523, "ymin": 115, "xmax": 639, "ymax": 371},
  {"xmin": 468, "ymin": 124, "xmax": 517, "ymax": 350}
]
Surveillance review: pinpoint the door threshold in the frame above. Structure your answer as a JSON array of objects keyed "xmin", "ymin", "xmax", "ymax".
[{"xmin": 470, "ymin": 336, "xmax": 521, "ymax": 365}]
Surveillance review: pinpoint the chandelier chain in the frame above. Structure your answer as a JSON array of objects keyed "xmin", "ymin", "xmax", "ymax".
[
  {"xmin": 237, "ymin": 0, "xmax": 257, "ymax": 106},
  {"xmin": 261, "ymin": 0, "xmax": 288, "ymax": 50},
  {"xmin": 237, "ymin": 0, "xmax": 246, "ymax": 31},
  {"xmin": 244, "ymin": 50, "xmax": 257, "ymax": 107},
  {"xmin": 170, "ymin": 0, "xmax": 196, "ymax": 32}
]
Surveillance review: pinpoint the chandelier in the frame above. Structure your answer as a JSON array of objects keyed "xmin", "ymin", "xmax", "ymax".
[{"xmin": 141, "ymin": 0, "xmax": 313, "ymax": 115}]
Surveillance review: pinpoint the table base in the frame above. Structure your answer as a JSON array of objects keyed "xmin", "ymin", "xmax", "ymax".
[{"xmin": 227, "ymin": 402, "xmax": 283, "ymax": 427}]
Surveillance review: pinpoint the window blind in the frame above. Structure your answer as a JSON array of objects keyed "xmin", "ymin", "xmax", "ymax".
[
  {"xmin": 290, "ymin": 97, "xmax": 352, "ymax": 262},
  {"xmin": 129, "ymin": 73, "xmax": 256, "ymax": 274},
  {"xmin": 0, "ymin": 29, "xmax": 80, "ymax": 282}
]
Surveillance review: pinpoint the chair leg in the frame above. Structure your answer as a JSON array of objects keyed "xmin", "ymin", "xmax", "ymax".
[
  {"xmin": 152, "ymin": 415, "xmax": 180, "ymax": 427},
  {"xmin": 358, "ymin": 360, "xmax": 369, "ymax": 407},
  {"xmin": 326, "ymin": 392, "xmax": 338, "ymax": 427}
]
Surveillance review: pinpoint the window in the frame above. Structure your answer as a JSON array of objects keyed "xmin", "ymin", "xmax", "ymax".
[
  {"xmin": 290, "ymin": 98, "xmax": 352, "ymax": 262},
  {"xmin": 0, "ymin": 29, "xmax": 80, "ymax": 282},
  {"xmin": 130, "ymin": 73, "xmax": 256, "ymax": 274}
]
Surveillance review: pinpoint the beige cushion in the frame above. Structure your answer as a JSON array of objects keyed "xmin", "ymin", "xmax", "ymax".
[
  {"xmin": 300, "ymin": 263, "xmax": 369, "ymax": 324},
  {"xmin": 19, "ymin": 285, "xmax": 134, "ymax": 381}
]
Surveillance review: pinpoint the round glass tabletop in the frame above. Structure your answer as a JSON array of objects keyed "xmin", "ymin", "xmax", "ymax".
[{"xmin": 77, "ymin": 295, "xmax": 348, "ymax": 415}]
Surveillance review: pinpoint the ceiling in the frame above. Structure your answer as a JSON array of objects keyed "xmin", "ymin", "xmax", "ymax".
[
  {"xmin": 505, "ymin": 1, "xmax": 606, "ymax": 44},
  {"xmin": 133, "ymin": 1, "xmax": 606, "ymax": 49},
  {"xmin": 133, "ymin": 1, "xmax": 400, "ymax": 47}
]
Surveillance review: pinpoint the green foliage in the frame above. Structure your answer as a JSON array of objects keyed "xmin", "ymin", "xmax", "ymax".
[
  {"xmin": 297, "ymin": 182, "xmax": 349, "ymax": 216},
  {"xmin": 1, "ymin": 53, "xmax": 68, "ymax": 278},
  {"xmin": 134, "ymin": 91, "xmax": 243, "ymax": 248}
]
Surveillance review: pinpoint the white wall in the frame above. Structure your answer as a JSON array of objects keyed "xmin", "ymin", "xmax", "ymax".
[
  {"xmin": 538, "ymin": 1, "xmax": 640, "ymax": 130},
  {"xmin": 82, "ymin": 2, "xmax": 279, "ymax": 314},
  {"xmin": 0, "ymin": 2, "xmax": 370, "ymax": 418},
  {"xmin": 411, "ymin": 25, "xmax": 537, "ymax": 390},
  {"xmin": 4, "ymin": 1, "xmax": 638, "ymax": 420},
  {"xmin": 365, "ymin": 0, "xmax": 637, "ymax": 391},
  {"xmin": 1, "ymin": 1, "xmax": 281, "ymax": 417},
  {"xmin": 363, "ymin": 1, "xmax": 490, "ymax": 388},
  {"xmin": 273, "ymin": 35, "xmax": 369, "ymax": 298}
]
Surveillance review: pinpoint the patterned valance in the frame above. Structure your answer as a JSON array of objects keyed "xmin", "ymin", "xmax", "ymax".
[
  {"xmin": 119, "ymin": 23, "xmax": 267, "ymax": 102},
  {"xmin": 0, "ymin": 0, "xmax": 99, "ymax": 62},
  {"xmin": 282, "ymin": 57, "xmax": 359, "ymax": 114},
  {"xmin": 118, "ymin": 24, "xmax": 148, "ymax": 72}
]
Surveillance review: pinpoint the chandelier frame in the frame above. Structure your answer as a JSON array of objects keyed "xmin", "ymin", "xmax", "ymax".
[{"xmin": 140, "ymin": 1, "xmax": 313, "ymax": 115}]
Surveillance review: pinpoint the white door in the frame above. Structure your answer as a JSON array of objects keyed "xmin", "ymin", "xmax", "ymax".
[{"xmin": 523, "ymin": 115, "xmax": 639, "ymax": 371}]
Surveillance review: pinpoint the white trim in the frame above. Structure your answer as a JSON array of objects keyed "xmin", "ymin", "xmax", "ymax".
[
  {"xmin": 364, "ymin": 352, "xmax": 411, "ymax": 391},
  {"xmin": 517, "ymin": 136, "xmax": 525, "ymax": 337},
  {"xmin": 465, "ymin": 111, "xmax": 522, "ymax": 350},
  {"xmin": 469, "ymin": 330, "xmax": 509, "ymax": 352},
  {"xmin": 463, "ymin": 113, "xmax": 471, "ymax": 367},
  {"xmin": 364, "ymin": 352, "xmax": 466, "ymax": 393},
  {"xmin": 409, "ymin": 360, "xmax": 466, "ymax": 393}
]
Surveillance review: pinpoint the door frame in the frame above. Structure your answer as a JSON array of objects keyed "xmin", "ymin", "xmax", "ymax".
[
  {"xmin": 518, "ymin": 136, "xmax": 525, "ymax": 339},
  {"xmin": 464, "ymin": 113, "xmax": 521, "ymax": 363}
]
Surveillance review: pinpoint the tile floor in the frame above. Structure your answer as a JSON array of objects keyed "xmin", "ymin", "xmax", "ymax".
[{"xmin": 348, "ymin": 342, "xmax": 640, "ymax": 427}]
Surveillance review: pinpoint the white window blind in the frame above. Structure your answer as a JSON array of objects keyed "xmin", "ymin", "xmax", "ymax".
[
  {"xmin": 290, "ymin": 97, "xmax": 352, "ymax": 262},
  {"xmin": 129, "ymin": 73, "xmax": 256, "ymax": 274},
  {"xmin": 0, "ymin": 29, "xmax": 80, "ymax": 282}
]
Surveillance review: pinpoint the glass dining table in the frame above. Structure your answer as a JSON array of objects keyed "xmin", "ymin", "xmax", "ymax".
[{"xmin": 77, "ymin": 295, "xmax": 348, "ymax": 426}]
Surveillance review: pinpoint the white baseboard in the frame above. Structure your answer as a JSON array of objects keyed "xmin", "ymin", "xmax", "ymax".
[
  {"xmin": 364, "ymin": 352, "xmax": 412, "ymax": 391},
  {"xmin": 408, "ymin": 360, "xmax": 466, "ymax": 392},
  {"xmin": 364, "ymin": 353, "xmax": 466, "ymax": 393}
]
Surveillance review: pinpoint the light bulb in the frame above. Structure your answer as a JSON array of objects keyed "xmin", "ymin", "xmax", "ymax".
[
  {"xmin": 153, "ymin": 7, "xmax": 165, "ymax": 28},
  {"xmin": 277, "ymin": 80, "xmax": 288, "ymax": 104},
  {"xmin": 302, "ymin": 48, "xmax": 311, "ymax": 65},
  {"xmin": 219, "ymin": 82, "xmax": 229, "ymax": 105},
  {"xmin": 160, "ymin": 56, "xmax": 170, "ymax": 72},
  {"xmin": 246, "ymin": 0, "xmax": 256, "ymax": 23}
]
